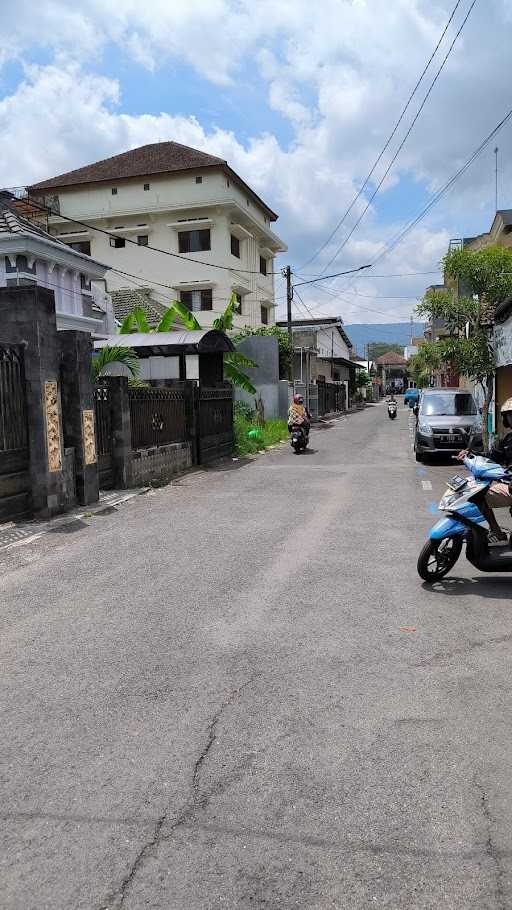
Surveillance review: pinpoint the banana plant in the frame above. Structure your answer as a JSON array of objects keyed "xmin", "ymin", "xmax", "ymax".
[{"xmin": 117, "ymin": 293, "xmax": 257, "ymax": 393}]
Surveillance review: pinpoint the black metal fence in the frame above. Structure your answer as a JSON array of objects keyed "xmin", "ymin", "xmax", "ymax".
[
  {"xmin": 197, "ymin": 385, "xmax": 234, "ymax": 464},
  {"xmin": 0, "ymin": 345, "xmax": 28, "ymax": 452},
  {"xmin": 0, "ymin": 344, "xmax": 30, "ymax": 520},
  {"xmin": 95, "ymin": 383, "xmax": 114, "ymax": 488},
  {"xmin": 129, "ymin": 386, "xmax": 187, "ymax": 450},
  {"xmin": 318, "ymin": 381, "xmax": 345, "ymax": 416}
]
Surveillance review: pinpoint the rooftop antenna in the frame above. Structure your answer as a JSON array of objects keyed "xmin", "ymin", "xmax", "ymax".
[{"xmin": 494, "ymin": 146, "xmax": 499, "ymax": 212}]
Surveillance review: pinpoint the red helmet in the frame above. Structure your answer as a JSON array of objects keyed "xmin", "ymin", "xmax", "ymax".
[{"xmin": 293, "ymin": 394, "xmax": 304, "ymax": 404}]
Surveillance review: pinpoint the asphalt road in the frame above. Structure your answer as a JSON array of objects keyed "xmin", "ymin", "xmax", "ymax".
[{"xmin": 2, "ymin": 401, "xmax": 512, "ymax": 909}]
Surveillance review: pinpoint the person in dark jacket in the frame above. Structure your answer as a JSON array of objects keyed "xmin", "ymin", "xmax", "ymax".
[{"xmin": 457, "ymin": 398, "xmax": 512, "ymax": 543}]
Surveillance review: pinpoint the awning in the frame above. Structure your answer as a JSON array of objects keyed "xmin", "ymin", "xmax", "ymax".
[{"xmin": 94, "ymin": 329, "xmax": 235, "ymax": 357}]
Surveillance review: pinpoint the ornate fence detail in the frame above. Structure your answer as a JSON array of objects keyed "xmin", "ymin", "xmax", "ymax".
[
  {"xmin": 129, "ymin": 387, "xmax": 187, "ymax": 450},
  {"xmin": 94, "ymin": 383, "xmax": 114, "ymax": 488},
  {"xmin": 0, "ymin": 345, "xmax": 31, "ymax": 520},
  {"xmin": 0, "ymin": 345, "xmax": 28, "ymax": 453},
  {"xmin": 197, "ymin": 385, "xmax": 234, "ymax": 464}
]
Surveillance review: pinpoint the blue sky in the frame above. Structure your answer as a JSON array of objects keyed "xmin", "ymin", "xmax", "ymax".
[{"xmin": 1, "ymin": 0, "xmax": 511, "ymax": 323}]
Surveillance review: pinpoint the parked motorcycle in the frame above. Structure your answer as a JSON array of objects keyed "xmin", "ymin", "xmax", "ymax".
[
  {"xmin": 417, "ymin": 454, "xmax": 512, "ymax": 582},
  {"xmin": 290, "ymin": 424, "xmax": 309, "ymax": 453},
  {"xmin": 387, "ymin": 400, "xmax": 397, "ymax": 420}
]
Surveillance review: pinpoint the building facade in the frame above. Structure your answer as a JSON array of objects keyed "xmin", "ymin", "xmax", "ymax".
[
  {"xmin": 27, "ymin": 141, "xmax": 286, "ymax": 330},
  {"xmin": 276, "ymin": 316, "xmax": 355, "ymax": 407},
  {"xmin": 0, "ymin": 203, "xmax": 114, "ymax": 336}
]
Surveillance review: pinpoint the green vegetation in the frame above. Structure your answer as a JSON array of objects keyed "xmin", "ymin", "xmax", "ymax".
[
  {"xmin": 118, "ymin": 293, "xmax": 258, "ymax": 393},
  {"xmin": 91, "ymin": 345, "xmax": 140, "ymax": 381},
  {"xmin": 233, "ymin": 325, "xmax": 293, "ymax": 379},
  {"xmin": 368, "ymin": 342, "xmax": 403, "ymax": 359},
  {"xmin": 417, "ymin": 244, "xmax": 512, "ymax": 451},
  {"xmin": 234, "ymin": 410, "xmax": 289, "ymax": 456}
]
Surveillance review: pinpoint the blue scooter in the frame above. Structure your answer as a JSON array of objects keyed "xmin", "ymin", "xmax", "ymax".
[{"xmin": 418, "ymin": 454, "xmax": 512, "ymax": 582}]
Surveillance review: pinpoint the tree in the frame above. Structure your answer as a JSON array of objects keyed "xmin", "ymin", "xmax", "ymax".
[
  {"xmin": 368, "ymin": 341, "xmax": 404, "ymax": 360},
  {"xmin": 355, "ymin": 369, "xmax": 371, "ymax": 389},
  {"xmin": 91, "ymin": 345, "xmax": 140, "ymax": 381},
  {"xmin": 416, "ymin": 245, "xmax": 512, "ymax": 451},
  {"xmin": 232, "ymin": 325, "xmax": 293, "ymax": 379},
  {"xmin": 119, "ymin": 293, "xmax": 258, "ymax": 394},
  {"xmin": 408, "ymin": 344, "xmax": 442, "ymax": 389}
]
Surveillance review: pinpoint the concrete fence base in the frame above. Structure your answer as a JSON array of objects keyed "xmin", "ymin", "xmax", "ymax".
[{"xmin": 130, "ymin": 442, "xmax": 192, "ymax": 487}]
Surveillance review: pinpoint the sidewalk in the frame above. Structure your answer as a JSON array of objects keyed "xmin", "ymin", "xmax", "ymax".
[{"xmin": 0, "ymin": 487, "xmax": 149, "ymax": 552}]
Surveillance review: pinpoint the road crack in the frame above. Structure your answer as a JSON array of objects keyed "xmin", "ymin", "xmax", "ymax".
[
  {"xmin": 99, "ymin": 677, "xmax": 253, "ymax": 910},
  {"xmin": 474, "ymin": 777, "xmax": 506, "ymax": 910}
]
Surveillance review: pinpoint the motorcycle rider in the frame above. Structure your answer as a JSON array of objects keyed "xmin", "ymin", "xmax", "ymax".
[
  {"xmin": 456, "ymin": 397, "xmax": 512, "ymax": 543},
  {"xmin": 288, "ymin": 393, "xmax": 311, "ymax": 436}
]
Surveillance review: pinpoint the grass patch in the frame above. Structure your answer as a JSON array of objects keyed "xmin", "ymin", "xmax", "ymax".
[{"xmin": 234, "ymin": 415, "xmax": 289, "ymax": 456}]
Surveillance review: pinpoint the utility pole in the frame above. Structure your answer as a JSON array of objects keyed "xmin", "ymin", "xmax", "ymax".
[
  {"xmin": 494, "ymin": 146, "xmax": 499, "ymax": 212},
  {"xmin": 284, "ymin": 265, "xmax": 294, "ymax": 382}
]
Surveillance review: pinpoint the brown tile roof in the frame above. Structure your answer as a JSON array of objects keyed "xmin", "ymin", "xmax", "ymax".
[
  {"xmin": 30, "ymin": 142, "xmax": 224, "ymax": 191},
  {"xmin": 28, "ymin": 141, "xmax": 279, "ymax": 220},
  {"xmin": 374, "ymin": 351, "xmax": 407, "ymax": 365}
]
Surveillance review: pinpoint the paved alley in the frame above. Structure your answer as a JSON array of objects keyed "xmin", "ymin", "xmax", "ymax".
[{"xmin": 1, "ymin": 402, "xmax": 512, "ymax": 909}]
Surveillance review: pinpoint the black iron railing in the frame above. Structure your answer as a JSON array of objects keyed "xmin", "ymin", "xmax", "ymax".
[
  {"xmin": 129, "ymin": 387, "xmax": 187, "ymax": 450},
  {"xmin": 0, "ymin": 345, "xmax": 28, "ymax": 452},
  {"xmin": 94, "ymin": 384, "xmax": 113, "ymax": 457}
]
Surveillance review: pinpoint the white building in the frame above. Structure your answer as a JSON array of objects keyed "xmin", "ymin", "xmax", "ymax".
[
  {"xmin": 0, "ymin": 201, "xmax": 114, "ymax": 336},
  {"xmin": 28, "ymin": 141, "xmax": 287, "ymax": 330}
]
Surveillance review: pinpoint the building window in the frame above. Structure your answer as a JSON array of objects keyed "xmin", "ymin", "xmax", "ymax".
[
  {"xmin": 80, "ymin": 274, "xmax": 91, "ymax": 291},
  {"xmin": 235, "ymin": 293, "xmax": 242, "ymax": 315},
  {"xmin": 195, "ymin": 176, "xmax": 203, "ymax": 184},
  {"xmin": 230, "ymin": 234, "xmax": 240, "ymax": 258},
  {"xmin": 259, "ymin": 256, "xmax": 267, "ymax": 276},
  {"xmin": 260, "ymin": 304, "xmax": 269, "ymax": 325},
  {"xmin": 180, "ymin": 289, "xmax": 213, "ymax": 311},
  {"xmin": 68, "ymin": 240, "xmax": 91, "ymax": 256},
  {"xmin": 144, "ymin": 183, "xmax": 150, "ymax": 191},
  {"xmin": 226, "ymin": 179, "xmax": 230, "ymax": 187},
  {"xmin": 110, "ymin": 236, "xmax": 125, "ymax": 248},
  {"xmin": 111, "ymin": 188, "xmax": 117, "ymax": 195},
  {"xmin": 137, "ymin": 235, "xmax": 149, "ymax": 246},
  {"xmin": 178, "ymin": 229, "xmax": 211, "ymax": 253}
]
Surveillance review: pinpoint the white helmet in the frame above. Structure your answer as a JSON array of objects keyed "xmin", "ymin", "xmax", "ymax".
[{"xmin": 501, "ymin": 397, "xmax": 512, "ymax": 428}]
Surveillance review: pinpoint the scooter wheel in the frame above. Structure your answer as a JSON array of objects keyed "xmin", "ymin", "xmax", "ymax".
[{"xmin": 417, "ymin": 538, "xmax": 462, "ymax": 582}]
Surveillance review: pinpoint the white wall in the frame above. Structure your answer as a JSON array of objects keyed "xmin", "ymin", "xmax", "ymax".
[
  {"xmin": 46, "ymin": 168, "xmax": 285, "ymax": 329},
  {"xmin": 316, "ymin": 327, "xmax": 350, "ymax": 360}
]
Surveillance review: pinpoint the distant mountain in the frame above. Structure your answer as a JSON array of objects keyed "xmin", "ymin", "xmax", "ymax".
[{"xmin": 344, "ymin": 322, "xmax": 424, "ymax": 356}]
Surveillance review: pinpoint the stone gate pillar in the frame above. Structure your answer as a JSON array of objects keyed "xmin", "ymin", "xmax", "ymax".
[
  {"xmin": 59, "ymin": 331, "xmax": 100, "ymax": 506},
  {"xmin": 0, "ymin": 286, "xmax": 78, "ymax": 517}
]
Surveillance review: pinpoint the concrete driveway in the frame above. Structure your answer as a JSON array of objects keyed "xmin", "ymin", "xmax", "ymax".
[{"xmin": 1, "ymin": 401, "xmax": 512, "ymax": 909}]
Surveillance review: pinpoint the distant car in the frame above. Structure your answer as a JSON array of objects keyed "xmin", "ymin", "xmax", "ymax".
[
  {"xmin": 414, "ymin": 388, "xmax": 482, "ymax": 462},
  {"xmin": 404, "ymin": 388, "xmax": 420, "ymax": 408}
]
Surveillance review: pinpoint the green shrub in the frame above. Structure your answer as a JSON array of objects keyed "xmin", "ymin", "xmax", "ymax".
[
  {"xmin": 234, "ymin": 415, "xmax": 289, "ymax": 456},
  {"xmin": 234, "ymin": 401, "xmax": 254, "ymax": 421}
]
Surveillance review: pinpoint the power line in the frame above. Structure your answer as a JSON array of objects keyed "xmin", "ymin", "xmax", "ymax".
[
  {"xmin": 293, "ymin": 264, "xmax": 372, "ymax": 287},
  {"xmin": 299, "ymin": 0, "xmax": 465, "ymax": 270},
  {"xmin": 367, "ymin": 103, "xmax": 512, "ymax": 271},
  {"xmin": 321, "ymin": 0, "xmax": 479, "ymax": 274},
  {"xmin": 294, "ymin": 270, "xmax": 440, "ymax": 280},
  {"xmin": 4, "ymin": 196, "xmax": 279, "ymax": 276}
]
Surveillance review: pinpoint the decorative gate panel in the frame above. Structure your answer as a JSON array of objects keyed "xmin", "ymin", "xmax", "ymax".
[
  {"xmin": 94, "ymin": 384, "xmax": 114, "ymax": 489},
  {"xmin": 0, "ymin": 345, "xmax": 31, "ymax": 521},
  {"xmin": 197, "ymin": 386, "xmax": 234, "ymax": 464}
]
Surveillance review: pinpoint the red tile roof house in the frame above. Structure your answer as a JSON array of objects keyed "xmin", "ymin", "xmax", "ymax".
[{"xmin": 374, "ymin": 351, "xmax": 408, "ymax": 393}]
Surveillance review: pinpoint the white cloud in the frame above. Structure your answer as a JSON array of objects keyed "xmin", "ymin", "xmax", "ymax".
[{"xmin": 1, "ymin": 0, "xmax": 511, "ymax": 323}]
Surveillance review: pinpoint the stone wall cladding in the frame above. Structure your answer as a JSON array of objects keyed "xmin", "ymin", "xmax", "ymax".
[{"xmin": 130, "ymin": 441, "xmax": 191, "ymax": 486}]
